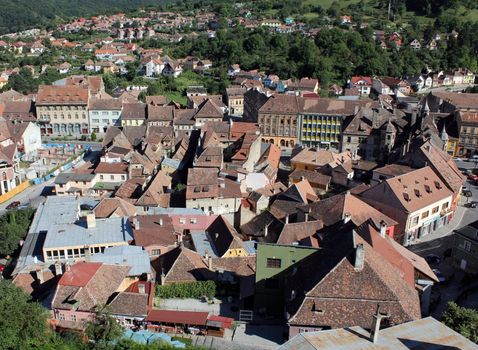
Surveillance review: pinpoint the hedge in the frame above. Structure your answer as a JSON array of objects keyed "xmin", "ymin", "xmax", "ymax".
[{"xmin": 155, "ymin": 281, "xmax": 216, "ymax": 299}]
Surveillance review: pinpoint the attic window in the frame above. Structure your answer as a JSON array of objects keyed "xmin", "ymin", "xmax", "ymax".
[
  {"xmin": 202, "ymin": 186, "xmax": 209, "ymax": 192},
  {"xmin": 424, "ymin": 184, "xmax": 432, "ymax": 193},
  {"xmin": 194, "ymin": 186, "xmax": 201, "ymax": 193},
  {"xmin": 312, "ymin": 302, "xmax": 324, "ymax": 314},
  {"xmin": 434, "ymin": 181, "xmax": 442, "ymax": 189},
  {"xmin": 205, "ymin": 156, "xmax": 211, "ymax": 162},
  {"xmin": 414, "ymin": 189, "xmax": 421, "ymax": 197},
  {"xmin": 403, "ymin": 192, "xmax": 410, "ymax": 202}
]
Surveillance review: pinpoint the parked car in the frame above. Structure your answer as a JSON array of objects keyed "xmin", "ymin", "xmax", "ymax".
[
  {"xmin": 454, "ymin": 157, "xmax": 463, "ymax": 162},
  {"xmin": 462, "ymin": 189, "xmax": 473, "ymax": 197},
  {"xmin": 425, "ymin": 254, "xmax": 441, "ymax": 265},
  {"xmin": 80, "ymin": 204, "xmax": 94, "ymax": 211},
  {"xmin": 433, "ymin": 269, "xmax": 446, "ymax": 283},
  {"xmin": 465, "ymin": 201, "xmax": 477, "ymax": 208},
  {"xmin": 6, "ymin": 201, "xmax": 21, "ymax": 210}
]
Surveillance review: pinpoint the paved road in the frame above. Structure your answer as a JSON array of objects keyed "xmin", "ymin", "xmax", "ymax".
[{"xmin": 0, "ymin": 178, "xmax": 54, "ymax": 216}]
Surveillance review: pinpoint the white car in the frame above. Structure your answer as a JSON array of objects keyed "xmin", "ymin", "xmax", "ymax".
[{"xmin": 454, "ymin": 157, "xmax": 463, "ymax": 161}]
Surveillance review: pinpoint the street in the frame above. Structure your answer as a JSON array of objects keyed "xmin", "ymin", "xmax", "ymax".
[{"xmin": 0, "ymin": 178, "xmax": 55, "ymax": 216}]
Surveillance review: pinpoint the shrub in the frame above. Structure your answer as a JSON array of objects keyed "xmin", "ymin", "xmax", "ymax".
[{"xmin": 156, "ymin": 281, "xmax": 216, "ymax": 299}]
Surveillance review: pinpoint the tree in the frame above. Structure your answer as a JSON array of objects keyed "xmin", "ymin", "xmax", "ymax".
[
  {"xmin": 0, "ymin": 207, "xmax": 35, "ymax": 257},
  {"xmin": 91, "ymin": 132, "xmax": 97, "ymax": 142},
  {"xmin": 442, "ymin": 302, "xmax": 478, "ymax": 343},
  {"xmin": 7, "ymin": 67, "xmax": 37, "ymax": 94},
  {"xmin": 86, "ymin": 306, "xmax": 124, "ymax": 349},
  {"xmin": 0, "ymin": 280, "xmax": 52, "ymax": 349}
]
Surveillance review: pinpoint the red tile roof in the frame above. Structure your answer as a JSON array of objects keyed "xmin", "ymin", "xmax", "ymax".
[{"xmin": 58, "ymin": 262, "xmax": 102, "ymax": 287}]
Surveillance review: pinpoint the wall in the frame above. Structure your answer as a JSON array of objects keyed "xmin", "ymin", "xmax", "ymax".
[{"xmin": 0, "ymin": 180, "xmax": 29, "ymax": 204}]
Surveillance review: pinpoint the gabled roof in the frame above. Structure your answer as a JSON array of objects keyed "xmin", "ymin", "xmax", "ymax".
[
  {"xmin": 276, "ymin": 221, "xmax": 323, "ymax": 245},
  {"xmin": 136, "ymin": 170, "xmax": 171, "ymax": 207},
  {"xmin": 152, "ymin": 246, "xmax": 211, "ymax": 283},
  {"xmin": 94, "ymin": 198, "xmax": 137, "ymax": 218},
  {"xmin": 299, "ymin": 192, "xmax": 397, "ymax": 228},
  {"xmin": 52, "ymin": 262, "xmax": 130, "ymax": 312},
  {"xmin": 207, "ymin": 216, "xmax": 245, "ymax": 257},
  {"xmin": 131, "ymin": 215, "xmax": 177, "ymax": 248},
  {"xmin": 194, "ymin": 98, "xmax": 223, "ymax": 119}
]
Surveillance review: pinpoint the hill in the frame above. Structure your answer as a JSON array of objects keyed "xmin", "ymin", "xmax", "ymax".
[{"xmin": 0, "ymin": 0, "xmax": 169, "ymax": 35}]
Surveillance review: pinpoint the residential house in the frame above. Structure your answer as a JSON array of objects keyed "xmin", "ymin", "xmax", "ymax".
[
  {"xmin": 93, "ymin": 198, "xmax": 137, "ymax": 218},
  {"xmin": 350, "ymin": 76, "xmax": 372, "ymax": 96},
  {"xmin": 131, "ymin": 215, "xmax": 179, "ymax": 257},
  {"xmin": 121, "ymin": 102, "xmax": 147, "ymax": 126},
  {"xmin": 193, "ymin": 99, "xmax": 224, "ymax": 127},
  {"xmin": 88, "ymin": 98, "xmax": 123, "ymax": 134},
  {"xmin": 51, "ymin": 262, "xmax": 130, "ymax": 330},
  {"xmin": 7, "ymin": 121, "xmax": 42, "ymax": 156},
  {"xmin": 451, "ymin": 220, "xmax": 478, "ymax": 274},
  {"xmin": 54, "ymin": 172, "xmax": 97, "ymax": 196},
  {"xmin": 410, "ymin": 39, "xmax": 422, "ymax": 49},
  {"xmin": 225, "ymin": 87, "xmax": 247, "ymax": 116},
  {"xmin": 279, "ymin": 317, "xmax": 478, "ymax": 350},
  {"xmin": 186, "ymin": 168, "xmax": 242, "ymax": 219},
  {"xmin": 360, "ymin": 166, "xmax": 454, "ymax": 244}
]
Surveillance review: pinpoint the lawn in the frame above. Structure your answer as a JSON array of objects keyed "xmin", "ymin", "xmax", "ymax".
[
  {"xmin": 304, "ymin": 0, "xmax": 365, "ymax": 9},
  {"xmin": 171, "ymin": 336, "xmax": 193, "ymax": 346}
]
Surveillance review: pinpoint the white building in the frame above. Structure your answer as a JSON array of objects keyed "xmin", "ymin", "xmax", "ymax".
[{"xmin": 88, "ymin": 98, "xmax": 123, "ymax": 134}]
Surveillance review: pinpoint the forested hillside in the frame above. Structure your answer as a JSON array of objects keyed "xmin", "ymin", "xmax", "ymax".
[{"xmin": 0, "ymin": 0, "xmax": 169, "ymax": 34}]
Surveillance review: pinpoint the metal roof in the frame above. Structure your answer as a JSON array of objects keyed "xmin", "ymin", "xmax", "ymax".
[
  {"xmin": 279, "ymin": 317, "xmax": 478, "ymax": 350},
  {"xmin": 33, "ymin": 196, "xmax": 133, "ymax": 250},
  {"xmin": 146, "ymin": 207, "xmax": 207, "ymax": 216},
  {"xmin": 90, "ymin": 246, "xmax": 151, "ymax": 276},
  {"xmin": 190, "ymin": 231, "xmax": 217, "ymax": 257}
]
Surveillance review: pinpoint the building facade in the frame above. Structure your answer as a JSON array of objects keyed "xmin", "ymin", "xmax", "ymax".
[{"xmin": 36, "ymin": 85, "xmax": 90, "ymax": 136}]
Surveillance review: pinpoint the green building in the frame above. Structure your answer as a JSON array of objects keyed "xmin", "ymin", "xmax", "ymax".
[{"xmin": 254, "ymin": 243, "xmax": 318, "ymax": 318}]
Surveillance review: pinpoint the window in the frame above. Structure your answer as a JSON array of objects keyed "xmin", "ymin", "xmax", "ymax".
[
  {"xmin": 412, "ymin": 216, "xmax": 419, "ymax": 225},
  {"xmin": 121, "ymin": 175, "xmax": 125, "ymax": 180},
  {"xmin": 151, "ymin": 249, "xmax": 160, "ymax": 256},
  {"xmin": 442, "ymin": 202, "xmax": 449, "ymax": 210},
  {"xmin": 100, "ymin": 175, "xmax": 104, "ymax": 180},
  {"xmin": 179, "ymin": 218, "xmax": 186, "ymax": 224},
  {"xmin": 190, "ymin": 218, "xmax": 197, "ymax": 224},
  {"xmin": 92, "ymin": 118, "xmax": 100, "ymax": 123},
  {"xmin": 70, "ymin": 314, "xmax": 77, "ymax": 322},
  {"xmin": 266, "ymin": 258, "xmax": 282, "ymax": 268},
  {"xmin": 464, "ymin": 240, "xmax": 472, "ymax": 252},
  {"xmin": 432, "ymin": 206, "xmax": 439, "ymax": 214},
  {"xmin": 110, "ymin": 175, "xmax": 114, "ymax": 180},
  {"xmin": 58, "ymin": 313, "xmax": 65, "ymax": 321},
  {"xmin": 421, "ymin": 211, "xmax": 429, "ymax": 219}
]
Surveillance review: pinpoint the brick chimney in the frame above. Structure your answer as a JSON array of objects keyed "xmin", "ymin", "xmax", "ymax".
[
  {"xmin": 138, "ymin": 282, "xmax": 146, "ymax": 294},
  {"xmin": 54, "ymin": 261, "xmax": 63, "ymax": 276}
]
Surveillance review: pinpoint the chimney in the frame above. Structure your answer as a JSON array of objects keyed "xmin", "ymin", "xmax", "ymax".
[
  {"xmin": 160, "ymin": 270, "xmax": 166, "ymax": 285},
  {"xmin": 138, "ymin": 282, "xmax": 146, "ymax": 294},
  {"xmin": 85, "ymin": 246, "xmax": 91, "ymax": 261},
  {"xmin": 35, "ymin": 267, "xmax": 44, "ymax": 284},
  {"xmin": 379, "ymin": 221, "xmax": 387, "ymax": 237},
  {"xmin": 285, "ymin": 215, "xmax": 289, "ymax": 224},
  {"xmin": 354, "ymin": 244, "xmax": 365, "ymax": 271},
  {"xmin": 370, "ymin": 310, "xmax": 388, "ymax": 344},
  {"xmin": 85, "ymin": 213, "xmax": 96, "ymax": 229},
  {"xmin": 159, "ymin": 217, "xmax": 163, "ymax": 226},
  {"xmin": 54, "ymin": 261, "xmax": 63, "ymax": 276},
  {"xmin": 65, "ymin": 262, "xmax": 71, "ymax": 272},
  {"xmin": 343, "ymin": 212, "xmax": 352, "ymax": 224},
  {"xmin": 264, "ymin": 224, "xmax": 269, "ymax": 237},
  {"xmin": 207, "ymin": 255, "xmax": 212, "ymax": 270},
  {"xmin": 133, "ymin": 218, "xmax": 140, "ymax": 229}
]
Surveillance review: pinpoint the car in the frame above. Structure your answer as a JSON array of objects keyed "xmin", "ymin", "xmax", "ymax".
[
  {"xmin": 454, "ymin": 157, "xmax": 463, "ymax": 162},
  {"xmin": 433, "ymin": 269, "xmax": 446, "ymax": 283},
  {"xmin": 466, "ymin": 202, "xmax": 477, "ymax": 208},
  {"xmin": 462, "ymin": 190, "xmax": 473, "ymax": 197},
  {"xmin": 425, "ymin": 254, "xmax": 441, "ymax": 265},
  {"xmin": 6, "ymin": 201, "xmax": 21, "ymax": 210},
  {"xmin": 467, "ymin": 174, "xmax": 478, "ymax": 181}
]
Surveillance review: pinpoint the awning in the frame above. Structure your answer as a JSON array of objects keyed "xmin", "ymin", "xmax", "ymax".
[
  {"xmin": 206, "ymin": 315, "xmax": 234, "ymax": 329},
  {"xmin": 146, "ymin": 310, "xmax": 209, "ymax": 326}
]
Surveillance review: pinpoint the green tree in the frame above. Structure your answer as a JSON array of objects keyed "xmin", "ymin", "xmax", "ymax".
[
  {"xmin": 442, "ymin": 302, "xmax": 478, "ymax": 343},
  {"xmin": 0, "ymin": 207, "xmax": 35, "ymax": 257},
  {"xmin": 7, "ymin": 67, "xmax": 37, "ymax": 94},
  {"xmin": 0, "ymin": 279, "xmax": 52, "ymax": 349},
  {"xmin": 91, "ymin": 132, "xmax": 97, "ymax": 142},
  {"xmin": 86, "ymin": 306, "xmax": 124, "ymax": 349}
]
